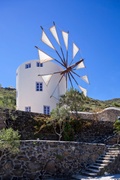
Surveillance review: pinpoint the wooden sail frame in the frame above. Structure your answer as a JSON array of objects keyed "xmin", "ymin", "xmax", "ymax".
[{"xmin": 35, "ymin": 22, "xmax": 89, "ymax": 97}]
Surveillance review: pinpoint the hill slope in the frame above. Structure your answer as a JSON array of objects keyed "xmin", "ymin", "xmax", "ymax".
[
  {"xmin": 0, "ymin": 87, "xmax": 120, "ymax": 112},
  {"xmin": 0, "ymin": 87, "xmax": 16, "ymax": 109},
  {"xmin": 82, "ymin": 97, "xmax": 120, "ymax": 112}
]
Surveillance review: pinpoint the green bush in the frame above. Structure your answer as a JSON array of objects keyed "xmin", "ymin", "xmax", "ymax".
[
  {"xmin": 63, "ymin": 122, "xmax": 74, "ymax": 141},
  {"xmin": 0, "ymin": 128, "xmax": 21, "ymax": 153}
]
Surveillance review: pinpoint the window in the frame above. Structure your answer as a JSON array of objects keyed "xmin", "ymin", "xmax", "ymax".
[
  {"xmin": 44, "ymin": 106, "xmax": 50, "ymax": 115},
  {"xmin": 36, "ymin": 62, "xmax": 43, "ymax": 67},
  {"xmin": 25, "ymin": 106, "xmax": 31, "ymax": 112},
  {"xmin": 36, "ymin": 82, "xmax": 43, "ymax": 91},
  {"xmin": 25, "ymin": 63, "xmax": 31, "ymax": 69}
]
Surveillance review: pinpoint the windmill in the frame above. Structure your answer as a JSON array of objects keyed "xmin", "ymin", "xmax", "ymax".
[{"xmin": 35, "ymin": 22, "xmax": 89, "ymax": 98}]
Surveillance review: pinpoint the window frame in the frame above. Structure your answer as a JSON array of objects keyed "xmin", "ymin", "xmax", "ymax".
[
  {"xmin": 36, "ymin": 82, "xmax": 43, "ymax": 91},
  {"xmin": 25, "ymin": 106, "xmax": 31, "ymax": 112},
  {"xmin": 25, "ymin": 63, "xmax": 31, "ymax": 69},
  {"xmin": 36, "ymin": 62, "xmax": 43, "ymax": 67},
  {"xmin": 43, "ymin": 106, "xmax": 50, "ymax": 115}
]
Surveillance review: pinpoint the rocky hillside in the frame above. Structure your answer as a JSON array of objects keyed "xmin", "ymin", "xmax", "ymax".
[
  {"xmin": 83, "ymin": 97, "xmax": 120, "ymax": 112},
  {"xmin": 0, "ymin": 87, "xmax": 16, "ymax": 109},
  {"xmin": 0, "ymin": 87, "xmax": 120, "ymax": 112}
]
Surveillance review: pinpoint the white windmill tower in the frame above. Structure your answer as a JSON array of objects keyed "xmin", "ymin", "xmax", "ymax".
[{"xmin": 16, "ymin": 22, "xmax": 89, "ymax": 115}]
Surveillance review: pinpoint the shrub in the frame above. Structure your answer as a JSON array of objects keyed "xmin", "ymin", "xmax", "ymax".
[
  {"xmin": 0, "ymin": 128, "xmax": 21, "ymax": 153},
  {"xmin": 63, "ymin": 122, "xmax": 74, "ymax": 141}
]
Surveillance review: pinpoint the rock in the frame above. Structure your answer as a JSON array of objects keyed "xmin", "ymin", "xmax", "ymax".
[{"xmin": 45, "ymin": 160, "xmax": 56, "ymax": 174}]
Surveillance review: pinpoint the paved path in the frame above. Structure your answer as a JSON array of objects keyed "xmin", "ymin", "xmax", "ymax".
[{"xmin": 72, "ymin": 174, "xmax": 120, "ymax": 180}]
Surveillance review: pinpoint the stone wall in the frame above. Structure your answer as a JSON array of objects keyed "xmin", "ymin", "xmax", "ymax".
[
  {"xmin": 77, "ymin": 107, "xmax": 120, "ymax": 122},
  {"xmin": 0, "ymin": 140, "xmax": 106, "ymax": 179},
  {"xmin": 0, "ymin": 107, "xmax": 120, "ymax": 143},
  {"xmin": 0, "ymin": 108, "xmax": 48, "ymax": 139}
]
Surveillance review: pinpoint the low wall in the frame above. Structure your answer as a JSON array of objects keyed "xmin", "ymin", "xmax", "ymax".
[
  {"xmin": 0, "ymin": 140, "xmax": 106, "ymax": 179},
  {"xmin": 77, "ymin": 107, "xmax": 120, "ymax": 122},
  {"xmin": 0, "ymin": 108, "xmax": 119, "ymax": 142}
]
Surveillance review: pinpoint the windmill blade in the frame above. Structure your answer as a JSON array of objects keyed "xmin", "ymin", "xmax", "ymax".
[
  {"xmin": 71, "ymin": 70, "xmax": 89, "ymax": 84},
  {"xmin": 50, "ymin": 23, "xmax": 66, "ymax": 65},
  {"xmin": 62, "ymin": 31, "xmax": 69, "ymax": 50},
  {"xmin": 38, "ymin": 49, "xmax": 54, "ymax": 63},
  {"xmin": 68, "ymin": 73, "xmax": 73, "ymax": 88},
  {"xmin": 38, "ymin": 70, "xmax": 63, "ymax": 77},
  {"xmin": 76, "ymin": 60, "xmax": 85, "ymax": 69},
  {"xmin": 69, "ymin": 71, "xmax": 87, "ymax": 97},
  {"xmin": 41, "ymin": 30, "xmax": 55, "ymax": 49},
  {"xmin": 50, "ymin": 74, "xmax": 65, "ymax": 98},
  {"xmin": 50, "ymin": 25, "xmax": 60, "ymax": 46},
  {"xmin": 81, "ymin": 75, "xmax": 89, "ymax": 84},
  {"xmin": 79, "ymin": 86, "xmax": 87, "ymax": 97},
  {"xmin": 42, "ymin": 74, "xmax": 52, "ymax": 86},
  {"xmin": 73, "ymin": 43, "xmax": 79, "ymax": 59}
]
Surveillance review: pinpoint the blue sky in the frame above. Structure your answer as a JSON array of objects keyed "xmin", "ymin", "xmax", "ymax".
[{"xmin": 0, "ymin": 0, "xmax": 120, "ymax": 100}]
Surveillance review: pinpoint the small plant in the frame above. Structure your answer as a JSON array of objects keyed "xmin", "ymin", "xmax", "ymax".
[
  {"xmin": 0, "ymin": 128, "xmax": 21, "ymax": 153},
  {"xmin": 56, "ymin": 154, "xmax": 64, "ymax": 161}
]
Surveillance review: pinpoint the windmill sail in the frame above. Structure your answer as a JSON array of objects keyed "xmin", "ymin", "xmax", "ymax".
[
  {"xmin": 76, "ymin": 60, "xmax": 85, "ymax": 69},
  {"xmin": 62, "ymin": 31, "xmax": 69, "ymax": 50},
  {"xmin": 38, "ymin": 49, "xmax": 54, "ymax": 63},
  {"xmin": 41, "ymin": 30, "xmax": 55, "ymax": 49},
  {"xmin": 81, "ymin": 75, "xmax": 89, "ymax": 84},
  {"xmin": 50, "ymin": 25, "xmax": 60, "ymax": 46},
  {"xmin": 79, "ymin": 86, "xmax": 87, "ymax": 97},
  {"xmin": 42, "ymin": 74, "xmax": 52, "ymax": 86},
  {"xmin": 36, "ymin": 23, "xmax": 89, "ymax": 98},
  {"xmin": 73, "ymin": 43, "xmax": 79, "ymax": 59}
]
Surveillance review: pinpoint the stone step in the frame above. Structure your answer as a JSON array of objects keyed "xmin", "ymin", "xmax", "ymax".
[
  {"xmin": 73, "ymin": 146, "xmax": 120, "ymax": 179},
  {"xmin": 93, "ymin": 162, "xmax": 107, "ymax": 167},
  {"xmin": 96, "ymin": 159, "xmax": 111, "ymax": 163},
  {"xmin": 108, "ymin": 149, "xmax": 119, "ymax": 151},
  {"xmin": 101, "ymin": 154, "xmax": 116, "ymax": 158},
  {"xmin": 86, "ymin": 168, "xmax": 100, "ymax": 173},
  {"xmin": 105, "ymin": 152, "xmax": 119, "ymax": 155},
  {"xmin": 89, "ymin": 164, "xmax": 105, "ymax": 169},
  {"xmin": 102, "ymin": 154, "xmax": 117, "ymax": 157},
  {"xmin": 107, "ymin": 147, "xmax": 119, "ymax": 150},
  {"xmin": 99, "ymin": 156, "xmax": 115, "ymax": 161},
  {"xmin": 82, "ymin": 170, "xmax": 97, "ymax": 176},
  {"xmin": 107, "ymin": 148, "xmax": 119, "ymax": 151},
  {"xmin": 105, "ymin": 153, "xmax": 119, "ymax": 157}
]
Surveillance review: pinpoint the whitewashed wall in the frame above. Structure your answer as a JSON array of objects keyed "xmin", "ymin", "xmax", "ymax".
[{"xmin": 16, "ymin": 60, "xmax": 66, "ymax": 114}]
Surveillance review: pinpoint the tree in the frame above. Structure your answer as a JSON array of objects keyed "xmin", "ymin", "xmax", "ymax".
[
  {"xmin": 59, "ymin": 88, "xmax": 86, "ymax": 116},
  {"xmin": 113, "ymin": 119, "xmax": 120, "ymax": 144},
  {"xmin": 0, "ymin": 128, "xmax": 21, "ymax": 153},
  {"xmin": 49, "ymin": 106, "xmax": 70, "ymax": 141}
]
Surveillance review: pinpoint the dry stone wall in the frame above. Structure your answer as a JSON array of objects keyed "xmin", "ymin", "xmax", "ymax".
[
  {"xmin": 0, "ymin": 140, "xmax": 106, "ymax": 179},
  {"xmin": 0, "ymin": 107, "xmax": 120, "ymax": 143},
  {"xmin": 77, "ymin": 107, "xmax": 120, "ymax": 122}
]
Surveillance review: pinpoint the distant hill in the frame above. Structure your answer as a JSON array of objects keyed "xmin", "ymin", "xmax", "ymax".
[
  {"xmin": 0, "ymin": 87, "xmax": 16, "ymax": 109},
  {"xmin": 0, "ymin": 87, "xmax": 120, "ymax": 112},
  {"xmin": 82, "ymin": 97, "xmax": 120, "ymax": 112}
]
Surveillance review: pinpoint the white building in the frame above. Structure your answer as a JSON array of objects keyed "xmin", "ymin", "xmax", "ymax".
[{"xmin": 16, "ymin": 60, "xmax": 66, "ymax": 114}]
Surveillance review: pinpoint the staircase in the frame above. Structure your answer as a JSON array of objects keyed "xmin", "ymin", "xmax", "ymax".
[{"xmin": 72, "ymin": 145, "xmax": 120, "ymax": 179}]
